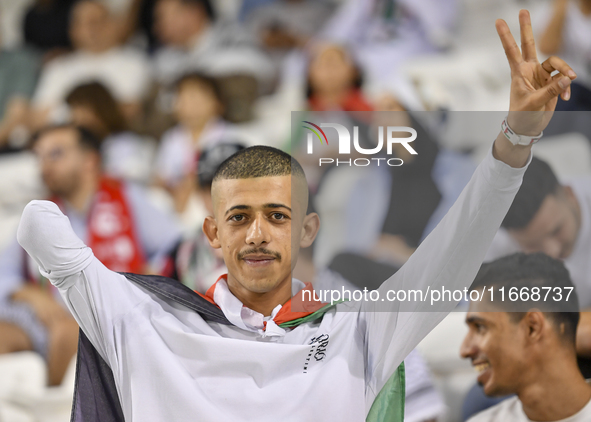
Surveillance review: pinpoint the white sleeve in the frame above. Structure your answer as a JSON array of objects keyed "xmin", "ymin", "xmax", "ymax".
[
  {"xmin": 17, "ymin": 200, "xmax": 148, "ymax": 362},
  {"xmin": 361, "ymin": 146, "xmax": 529, "ymax": 396}
]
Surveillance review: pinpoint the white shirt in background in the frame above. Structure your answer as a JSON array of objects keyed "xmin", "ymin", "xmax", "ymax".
[
  {"xmin": 33, "ymin": 47, "xmax": 151, "ymax": 107},
  {"xmin": 468, "ymin": 382, "xmax": 591, "ymax": 422}
]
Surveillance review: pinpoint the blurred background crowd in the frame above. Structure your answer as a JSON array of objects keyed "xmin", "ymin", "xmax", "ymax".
[{"xmin": 0, "ymin": 0, "xmax": 590, "ymax": 421}]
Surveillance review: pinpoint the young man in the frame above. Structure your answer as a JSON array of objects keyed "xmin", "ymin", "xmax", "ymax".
[
  {"xmin": 485, "ymin": 156, "xmax": 591, "ymax": 358},
  {"xmin": 0, "ymin": 124, "xmax": 180, "ymax": 385},
  {"xmin": 15, "ymin": 11, "xmax": 576, "ymax": 421},
  {"xmin": 461, "ymin": 253, "xmax": 591, "ymax": 422}
]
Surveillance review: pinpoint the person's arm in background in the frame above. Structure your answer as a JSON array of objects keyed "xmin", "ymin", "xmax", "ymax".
[
  {"xmin": 577, "ymin": 311, "xmax": 591, "ymax": 358},
  {"xmin": 538, "ymin": 0, "xmax": 569, "ymax": 55}
]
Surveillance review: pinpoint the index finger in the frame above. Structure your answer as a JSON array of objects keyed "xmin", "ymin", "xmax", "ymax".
[
  {"xmin": 519, "ymin": 9, "xmax": 537, "ymax": 62},
  {"xmin": 496, "ymin": 18, "xmax": 523, "ymax": 70}
]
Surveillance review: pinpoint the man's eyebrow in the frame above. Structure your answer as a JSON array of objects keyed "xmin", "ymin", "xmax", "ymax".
[
  {"xmin": 225, "ymin": 205, "xmax": 251, "ymax": 216},
  {"xmin": 224, "ymin": 204, "xmax": 292, "ymax": 216},
  {"xmin": 264, "ymin": 203, "xmax": 291, "ymax": 212},
  {"xmin": 466, "ymin": 315, "xmax": 488, "ymax": 325}
]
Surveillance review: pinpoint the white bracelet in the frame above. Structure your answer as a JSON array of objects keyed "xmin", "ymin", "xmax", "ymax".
[{"xmin": 501, "ymin": 117, "xmax": 543, "ymax": 146}]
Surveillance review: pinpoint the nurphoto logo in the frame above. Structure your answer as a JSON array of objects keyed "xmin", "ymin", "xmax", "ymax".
[{"xmin": 302, "ymin": 121, "xmax": 418, "ymax": 167}]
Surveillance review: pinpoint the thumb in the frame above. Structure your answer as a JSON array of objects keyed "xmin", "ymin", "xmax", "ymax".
[{"xmin": 529, "ymin": 75, "xmax": 571, "ymax": 108}]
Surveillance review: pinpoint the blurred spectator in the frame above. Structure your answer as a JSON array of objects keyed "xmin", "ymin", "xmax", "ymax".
[
  {"xmin": 32, "ymin": 0, "xmax": 151, "ymax": 126},
  {"xmin": 485, "ymin": 157, "xmax": 591, "ymax": 359},
  {"xmin": 154, "ymin": 73, "xmax": 250, "ymax": 220},
  {"xmin": 65, "ymin": 82, "xmax": 157, "ymax": 184},
  {"xmin": 152, "ymin": 0, "xmax": 274, "ymax": 91},
  {"xmin": 306, "ymin": 44, "xmax": 373, "ymax": 112},
  {"xmin": 0, "ymin": 44, "xmax": 41, "ymax": 152},
  {"xmin": 245, "ymin": 0, "xmax": 335, "ymax": 67},
  {"xmin": 319, "ymin": 0, "xmax": 458, "ymax": 93},
  {"xmin": 538, "ymin": 0, "xmax": 591, "ymax": 111},
  {"xmin": 312, "ymin": 98, "xmax": 475, "ymax": 275},
  {"xmin": 0, "ymin": 124, "xmax": 181, "ymax": 385},
  {"xmin": 23, "ymin": 0, "xmax": 79, "ymax": 57},
  {"xmin": 461, "ymin": 253, "xmax": 590, "ymax": 422}
]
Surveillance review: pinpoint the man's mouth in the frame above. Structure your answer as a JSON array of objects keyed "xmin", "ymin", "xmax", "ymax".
[
  {"xmin": 238, "ymin": 248, "xmax": 281, "ymax": 268},
  {"xmin": 473, "ymin": 362, "xmax": 491, "ymax": 373},
  {"xmin": 242, "ymin": 254, "xmax": 276, "ymax": 267}
]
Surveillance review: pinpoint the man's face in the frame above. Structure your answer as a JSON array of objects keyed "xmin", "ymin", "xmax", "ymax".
[
  {"xmin": 509, "ymin": 192, "xmax": 580, "ymax": 260},
  {"xmin": 154, "ymin": 0, "xmax": 205, "ymax": 47},
  {"xmin": 70, "ymin": 1, "xmax": 115, "ymax": 53},
  {"xmin": 205, "ymin": 176, "xmax": 310, "ymax": 297},
  {"xmin": 460, "ymin": 307, "xmax": 530, "ymax": 396},
  {"xmin": 174, "ymin": 81, "xmax": 221, "ymax": 127},
  {"xmin": 33, "ymin": 128, "xmax": 91, "ymax": 197}
]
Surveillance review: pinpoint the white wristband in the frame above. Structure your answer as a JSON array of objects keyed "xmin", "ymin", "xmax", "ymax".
[{"xmin": 501, "ymin": 117, "xmax": 543, "ymax": 146}]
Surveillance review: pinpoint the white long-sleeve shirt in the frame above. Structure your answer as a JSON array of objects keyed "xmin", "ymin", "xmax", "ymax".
[{"xmin": 16, "ymin": 147, "xmax": 528, "ymax": 421}]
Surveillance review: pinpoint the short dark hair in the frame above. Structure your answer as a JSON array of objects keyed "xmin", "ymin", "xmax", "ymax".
[
  {"xmin": 212, "ymin": 145, "xmax": 306, "ymax": 182},
  {"xmin": 470, "ymin": 253, "xmax": 580, "ymax": 347},
  {"xmin": 30, "ymin": 124, "xmax": 102, "ymax": 154},
  {"xmin": 65, "ymin": 81, "xmax": 128, "ymax": 135},
  {"xmin": 502, "ymin": 157, "xmax": 561, "ymax": 229}
]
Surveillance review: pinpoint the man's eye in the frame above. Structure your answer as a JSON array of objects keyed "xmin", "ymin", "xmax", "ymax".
[
  {"xmin": 230, "ymin": 215, "xmax": 244, "ymax": 222},
  {"xmin": 271, "ymin": 213, "xmax": 285, "ymax": 220}
]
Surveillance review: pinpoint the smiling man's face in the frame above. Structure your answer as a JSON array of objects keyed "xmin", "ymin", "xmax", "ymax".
[
  {"xmin": 204, "ymin": 175, "xmax": 314, "ymax": 303},
  {"xmin": 460, "ymin": 308, "xmax": 530, "ymax": 397}
]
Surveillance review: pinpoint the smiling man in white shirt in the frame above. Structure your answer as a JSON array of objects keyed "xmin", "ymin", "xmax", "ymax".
[
  {"xmin": 15, "ymin": 10, "xmax": 578, "ymax": 422},
  {"xmin": 462, "ymin": 253, "xmax": 591, "ymax": 422}
]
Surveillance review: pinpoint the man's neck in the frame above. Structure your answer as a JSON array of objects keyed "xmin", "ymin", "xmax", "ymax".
[
  {"xmin": 63, "ymin": 175, "xmax": 100, "ymax": 214},
  {"xmin": 226, "ymin": 276, "xmax": 293, "ymax": 317},
  {"xmin": 518, "ymin": 358, "xmax": 591, "ymax": 420}
]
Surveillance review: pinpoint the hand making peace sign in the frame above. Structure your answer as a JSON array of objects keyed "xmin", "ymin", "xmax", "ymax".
[
  {"xmin": 498, "ymin": 9, "xmax": 576, "ymax": 134},
  {"xmin": 492, "ymin": 10, "xmax": 576, "ymax": 168}
]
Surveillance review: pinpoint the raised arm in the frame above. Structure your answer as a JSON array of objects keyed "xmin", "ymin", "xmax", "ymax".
[
  {"xmin": 362, "ymin": 10, "xmax": 576, "ymax": 396},
  {"xmin": 17, "ymin": 200, "xmax": 148, "ymax": 361}
]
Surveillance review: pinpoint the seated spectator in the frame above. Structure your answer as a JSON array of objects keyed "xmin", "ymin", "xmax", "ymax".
[
  {"xmin": 306, "ymin": 44, "xmax": 373, "ymax": 112},
  {"xmin": 65, "ymin": 81, "xmax": 157, "ymax": 184},
  {"xmin": 485, "ymin": 157, "xmax": 591, "ymax": 361},
  {"xmin": 152, "ymin": 0, "xmax": 274, "ymax": 91},
  {"xmin": 245, "ymin": 0, "xmax": 335, "ymax": 67},
  {"xmin": 461, "ymin": 253, "xmax": 591, "ymax": 421},
  {"xmin": 538, "ymin": 0, "xmax": 591, "ymax": 111},
  {"xmin": 319, "ymin": 0, "xmax": 458, "ymax": 93},
  {"xmin": 154, "ymin": 73, "xmax": 250, "ymax": 221},
  {"xmin": 0, "ymin": 45, "xmax": 41, "ymax": 152},
  {"xmin": 0, "ymin": 124, "xmax": 181, "ymax": 385},
  {"xmin": 311, "ymin": 95, "xmax": 475, "ymax": 273},
  {"xmin": 32, "ymin": 0, "xmax": 151, "ymax": 125}
]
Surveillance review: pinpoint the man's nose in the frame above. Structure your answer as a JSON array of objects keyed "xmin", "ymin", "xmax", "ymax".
[
  {"xmin": 459, "ymin": 333, "xmax": 477, "ymax": 360},
  {"xmin": 245, "ymin": 214, "xmax": 270, "ymax": 246}
]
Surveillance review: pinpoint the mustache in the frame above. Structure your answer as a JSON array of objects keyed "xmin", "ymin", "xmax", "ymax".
[{"xmin": 238, "ymin": 248, "xmax": 282, "ymax": 261}]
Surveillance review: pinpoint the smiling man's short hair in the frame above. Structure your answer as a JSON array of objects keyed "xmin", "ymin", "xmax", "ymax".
[
  {"xmin": 470, "ymin": 253, "xmax": 580, "ymax": 347},
  {"xmin": 212, "ymin": 146, "xmax": 306, "ymax": 182}
]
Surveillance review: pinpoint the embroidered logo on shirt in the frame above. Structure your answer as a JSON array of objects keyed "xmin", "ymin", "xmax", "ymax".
[{"xmin": 303, "ymin": 334, "xmax": 330, "ymax": 373}]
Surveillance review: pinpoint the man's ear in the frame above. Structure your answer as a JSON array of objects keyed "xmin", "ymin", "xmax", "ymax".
[
  {"xmin": 203, "ymin": 216, "xmax": 221, "ymax": 249},
  {"xmin": 523, "ymin": 310, "xmax": 545, "ymax": 343},
  {"xmin": 300, "ymin": 212, "xmax": 320, "ymax": 248}
]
